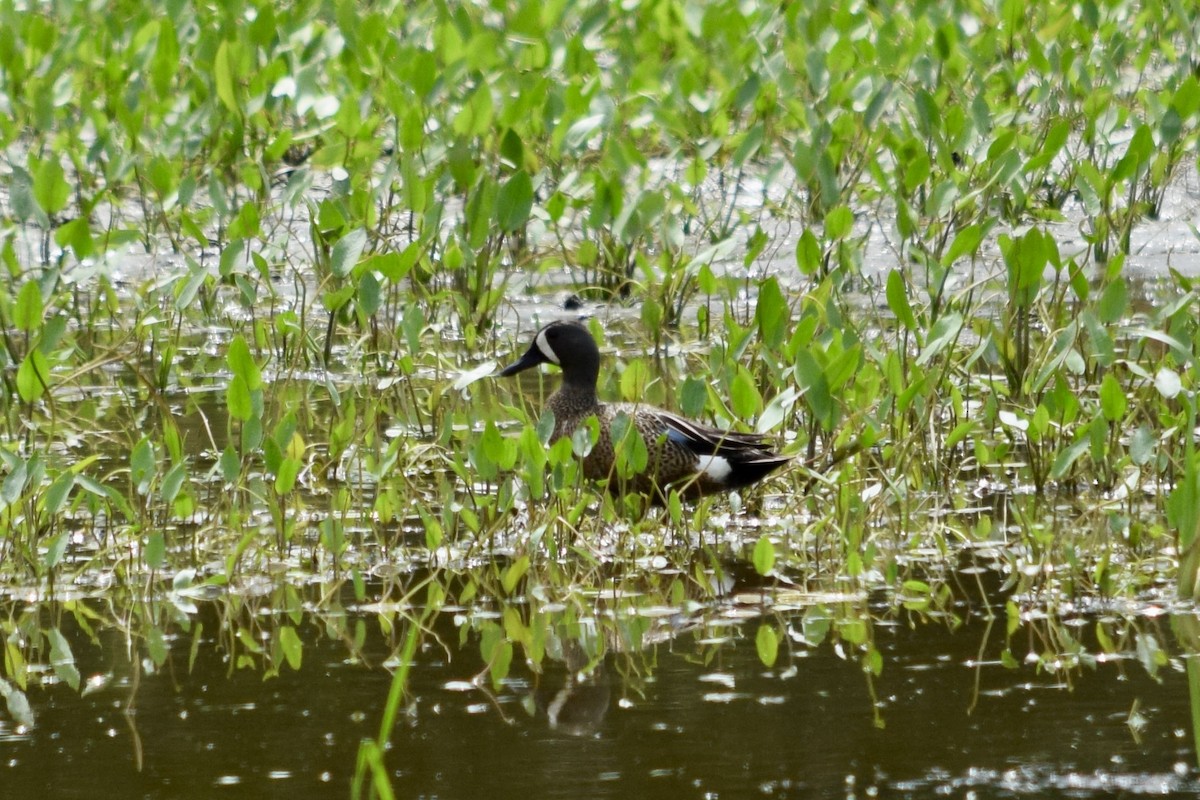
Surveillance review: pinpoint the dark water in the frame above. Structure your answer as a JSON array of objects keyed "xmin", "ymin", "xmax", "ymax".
[{"xmin": 3, "ymin": 582, "xmax": 1197, "ymax": 800}]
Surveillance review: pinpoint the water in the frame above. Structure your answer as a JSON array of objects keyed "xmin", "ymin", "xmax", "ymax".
[{"xmin": 4, "ymin": 577, "xmax": 1197, "ymax": 799}]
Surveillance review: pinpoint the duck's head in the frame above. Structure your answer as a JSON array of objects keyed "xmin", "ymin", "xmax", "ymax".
[{"xmin": 498, "ymin": 321, "xmax": 600, "ymax": 386}]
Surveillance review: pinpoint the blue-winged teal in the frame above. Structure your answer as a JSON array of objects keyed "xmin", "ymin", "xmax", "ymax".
[{"xmin": 499, "ymin": 320, "xmax": 790, "ymax": 499}]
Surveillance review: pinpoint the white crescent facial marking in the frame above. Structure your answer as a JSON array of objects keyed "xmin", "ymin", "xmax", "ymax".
[
  {"xmin": 696, "ymin": 455, "xmax": 732, "ymax": 482},
  {"xmin": 535, "ymin": 327, "xmax": 561, "ymax": 365}
]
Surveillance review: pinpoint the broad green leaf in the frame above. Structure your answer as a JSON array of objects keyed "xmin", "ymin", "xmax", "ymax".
[
  {"xmin": 226, "ymin": 335, "xmax": 262, "ymax": 390},
  {"xmin": 680, "ymin": 376, "xmax": 708, "ymax": 418},
  {"xmin": 915, "ymin": 313, "xmax": 963, "ymax": 366},
  {"xmin": 825, "ymin": 205, "xmax": 853, "ymax": 239},
  {"xmin": 795, "ymin": 229, "xmax": 821, "ymax": 274},
  {"xmin": 754, "ymin": 277, "xmax": 787, "ymax": 348},
  {"xmin": 214, "ymin": 40, "xmax": 238, "ymax": 112},
  {"xmin": 279, "ymin": 626, "xmax": 303, "ymax": 670},
  {"xmin": 795, "ymin": 350, "xmax": 834, "ymax": 430},
  {"xmin": 14, "ymin": 280, "xmax": 43, "ymax": 332},
  {"xmin": 752, "ymin": 535, "xmax": 775, "ymax": 575},
  {"xmin": 729, "ymin": 368, "xmax": 761, "ymax": 420},
  {"xmin": 502, "ymin": 555, "xmax": 530, "ymax": 594},
  {"xmin": 331, "ymin": 228, "xmax": 367, "ymax": 278},
  {"xmin": 1096, "ymin": 280, "xmax": 1127, "ymax": 324},
  {"xmin": 161, "ymin": 462, "xmax": 186, "ymax": 504},
  {"xmin": 274, "ymin": 457, "xmax": 301, "ymax": 494},
  {"xmin": 147, "ymin": 626, "xmax": 168, "ymax": 666},
  {"xmin": 131, "ymin": 436, "xmax": 156, "ymax": 495},
  {"xmin": 755, "ymin": 624, "xmax": 779, "ymax": 668},
  {"xmin": 43, "ymin": 532, "xmax": 67, "ymax": 570},
  {"xmin": 0, "ymin": 461, "xmax": 28, "ymax": 509},
  {"xmin": 885, "ymin": 269, "xmax": 916, "ymax": 332},
  {"xmin": 357, "ymin": 271, "xmax": 381, "ymax": 315},
  {"xmin": 226, "ymin": 375, "xmax": 252, "ymax": 421},
  {"xmin": 942, "ymin": 224, "xmax": 984, "ymax": 266},
  {"xmin": 496, "ymin": 170, "xmax": 533, "ymax": 233},
  {"xmin": 16, "ymin": 350, "xmax": 49, "ymax": 403},
  {"xmin": 46, "ymin": 628, "xmax": 80, "ymax": 691},
  {"xmin": 42, "ymin": 471, "xmax": 74, "ymax": 515},
  {"xmin": 145, "ymin": 531, "xmax": 166, "ymax": 570},
  {"xmin": 1056, "ymin": 431, "xmax": 1094, "ymax": 482},
  {"xmin": 1099, "ymin": 372, "xmax": 1126, "ymax": 421},
  {"xmin": 33, "ymin": 157, "xmax": 69, "ymax": 215}
]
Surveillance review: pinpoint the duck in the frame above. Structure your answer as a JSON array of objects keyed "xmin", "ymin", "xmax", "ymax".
[{"xmin": 498, "ymin": 320, "xmax": 790, "ymax": 499}]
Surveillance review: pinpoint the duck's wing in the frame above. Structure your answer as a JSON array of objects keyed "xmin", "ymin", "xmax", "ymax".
[{"xmin": 655, "ymin": 410, "xmax": 775, "ymax": 456}]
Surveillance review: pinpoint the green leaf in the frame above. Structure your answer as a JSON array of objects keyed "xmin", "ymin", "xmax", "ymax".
[
  {"xmin": 496, "ymin": 170, "xmax": 533, "ymax": 233},
  {"xmin": 357, "ymin": 271, "xmax": 381, "ymax": 315},
  {"xmin": 502, "ymin": 555, "xmax": 530, "ymax": 594},
  {"xmin": 729, "ymin": 368, "xmax": 761, "ymax": 420},
  {"xmin": 1, "ymin": 461, "xmax": 28, "ymax": 509},
  {"xmin": 1050, "ymin": 431, "xmax": 1091, "ymax": 480},
  {"xmin": 1130, "ymin": 425, "xmax": 1155, "ymax": 466},
  {"xmin": 33, "ymin": 157, "xmax": 70, "ymax": 215},
  {"xmin": 16, "ymin": 349, "xmax": 49, "ymax": 403},
  {"xmin": 754, "ymin": 277, "xmax": 787, "ymax": 348},
  {"xmin": 214, "ymin": 40, "xmax": 238, "ymax": 113},
  {"xmin": 220, "ymin": 443, "xmax": 241, "ymax": 482},
  {"xmin": 275, "ymin": 457, "xmax": 301, "ymax": 494},
  {"xmin": 1096, "ymin": 279, "xmax": 1127, "ymax": 324},
  {"xmin": 752, "ymin": 535, "xmax": 775, "ymax": 575},
  {"xmin": 226, "ymin": 375, "xmax": 252, "ymax": 421},
  {"xmin": 226, "ymin": 335, "xmax": 262, "ymax": 390},
  {"xmin": 941, "ymin": 223, "xmax": 984, "ymax": 265},
  {"xmin": 46, "ymin": 628, "xmax": 80, "ymax": 691},
  {"xmin": 331, "ymin": 228, "xmax": 368, "ymax": 278},
  {"xmin": 1099, "ymin": 372, "xmax": 1126, "ymax": 422},
  {"xmin": 145, "ymin": 531, "xmax": 166, "ymax": 570},
  {"xmin": 147, "ymin": 626, "xmax": 168, "ymax": 666},
  {"xmin": 885, "ymin": 269, "xmax": 916, "ymax": 332},
  {"xmin": 680, "ymin": 376, "xmax": 708, "ymax": 418},
  {"xmin": 795, "ymin": 351, "xmax": 834, "ymax": 430},
  {"xmin": 43, "ymin": 471, "xmax": 74, "ymax": 515},
  {"xmin": 755, "ymin": 624, "xmax": 779, "ymax": 668},
  {"xmin": 54, "ymin": 218, "xmax": 95, "ymax": 260},
  {"xmin": 825, "ymin": 205, "xmax": 853, "ymax": 239},
  {"xmin": 915, "ymin": 313, "xmax": 963, "ymax": 366},
  {"xmin": 8, "ymin": 166, "xmax": 46, "ymax": 225},
  {"xmin": 131, "ymin": 436, "xmax": 156, "ymax": 495},
  {"xmin": 279, "ymin": 626, "xmax": 303, "ymax": 670},
  {"xmin": 43, "ymin": 532, "xmax": 67, "ymax": 570},
  {"xmin": 795, "ymin": 229, "xmax": 821, "ymax": 274},
  {"xmin": 13, "ymin": 280, "xmax": 43, "ymax": 332}
]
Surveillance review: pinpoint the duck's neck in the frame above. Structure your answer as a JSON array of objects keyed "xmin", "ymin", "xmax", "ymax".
[
  {"xmin": 559, "ymin": 350, "xmax": 600, "ymax": 403},
  {"xmin": 553, "ymin": 379, "xmax": 598, "ymax": 409}
]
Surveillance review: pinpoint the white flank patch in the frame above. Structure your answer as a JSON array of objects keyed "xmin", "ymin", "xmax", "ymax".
[
  {"xmin": 697, "ymin": 455, "xmax": 732, "ymax": 482},
  {"xmin": 535, "ymin": 327, "xmax": 561, "ymax": 364}
]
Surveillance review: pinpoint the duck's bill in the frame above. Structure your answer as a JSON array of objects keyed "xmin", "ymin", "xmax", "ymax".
[{"xmin": 497, "ymin": 344, "xmax": 547, "ymax": 377}]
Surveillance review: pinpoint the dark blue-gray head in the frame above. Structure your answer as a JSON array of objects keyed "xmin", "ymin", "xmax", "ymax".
[{"xmin": 498, "ymin": 321, "xmax": 600, "ymax": 392}]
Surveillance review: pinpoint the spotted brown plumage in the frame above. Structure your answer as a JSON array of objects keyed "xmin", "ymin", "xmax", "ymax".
[{"xmin": 498, "ymin": 320, "xmax": 790, "ymax": 499}]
